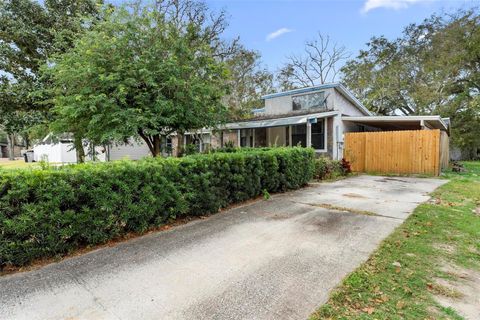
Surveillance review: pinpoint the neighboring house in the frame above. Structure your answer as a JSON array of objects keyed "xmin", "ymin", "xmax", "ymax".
[
  {"xmin": 0, "ymin": 133, "xmax": 25, "ymax": 158},
  {"xmin": 33, "ymin": 134, "xmax": 155, "ymax": 163},
  {"xmin": 33, "ymin": 134, "xmax": 101, "ymax": 163},
  {"xmin": 32, "ymin": 83, "xmax": 451, "ymax": 162}
]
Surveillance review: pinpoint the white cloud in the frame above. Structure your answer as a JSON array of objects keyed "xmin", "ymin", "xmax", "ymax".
[
  {"xmin": 361, "ymin": 0, "xmax": 427, "ymax": 13},
  {"xmin": 266, "ymin": 28, "xmax": 293, "ymax": 41}
]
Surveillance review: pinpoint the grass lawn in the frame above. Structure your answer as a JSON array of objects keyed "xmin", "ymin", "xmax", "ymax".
[
  {"xmin": 311, "ymin": 161, "xmax": 480, "ymax": 320},
  {"xmin": 0, "ymin": 159, "xmax": 39, "ymax": 169}
]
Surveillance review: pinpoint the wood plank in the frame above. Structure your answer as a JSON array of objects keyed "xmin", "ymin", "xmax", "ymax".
[{"xmin": 344, "ymin": 129, "xmax": 442, "ymax": 176}]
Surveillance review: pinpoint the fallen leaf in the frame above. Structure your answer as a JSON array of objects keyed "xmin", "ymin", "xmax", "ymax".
[
  {"xmin": 392, "ymin": 261, "xmax": 402, "ymax": 268},
  {"xmin": 396, "ymin": 300, "xmax": 406, "ymax": 309},
  {"xmin": 362, "ymin": 307, "xmax": 375, "ymax": 315}
]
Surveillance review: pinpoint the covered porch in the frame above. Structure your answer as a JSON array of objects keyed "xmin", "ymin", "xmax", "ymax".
[{"xmin": 225, "ymin": 111, "xmax": 338, "ymax": 157}]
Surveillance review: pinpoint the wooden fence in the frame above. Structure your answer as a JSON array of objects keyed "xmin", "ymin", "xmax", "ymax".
[{"xmin": 344, "ymin": 129, "xmax": 446, "ymax": 176}]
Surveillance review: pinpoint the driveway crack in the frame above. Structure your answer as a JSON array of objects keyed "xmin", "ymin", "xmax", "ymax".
[{"xmin": 291, "ymin": 201, "xmax": 404, "ymax": 221}]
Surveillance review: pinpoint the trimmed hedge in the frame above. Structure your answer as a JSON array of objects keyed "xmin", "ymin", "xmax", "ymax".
[{"xmin": 0, "ymin": 147, "xmax": 314, "ymax": 268}]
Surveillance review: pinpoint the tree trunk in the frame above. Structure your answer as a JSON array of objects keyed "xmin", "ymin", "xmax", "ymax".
[
  {"xmin": 152, "ymin": 135, "xmax": 161, "ymax": 157},
  {"xmin": 7, "ymin": 134, "xmax": 15, "ymax": 160},
  {"xmin": 177, "ymin": 132, "xmax": 184, "ymax": 157},
  {"xmin": 22, "ymin": 134, "xmax": 30, "ymax": 149},
  {"xmin": 74, "ymin": 135, "xmax": 85, "ymax": 163}
]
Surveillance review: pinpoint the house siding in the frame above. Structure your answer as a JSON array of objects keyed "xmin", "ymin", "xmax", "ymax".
[
  {"xmin": 108, "ymin": 139, "xmax": 150, "ymax": 161},
  {"xmin": 264, "ymin": 95, "xmax": 292, "ymax": 115},
  {"xmin": 334, "ymin": 89, "xmax": 365, "ymax": 116}
]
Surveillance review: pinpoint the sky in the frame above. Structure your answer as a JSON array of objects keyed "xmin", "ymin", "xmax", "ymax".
[{"xmin": 202, "ymin": 0, "xmax": 478, "ymax": 72}]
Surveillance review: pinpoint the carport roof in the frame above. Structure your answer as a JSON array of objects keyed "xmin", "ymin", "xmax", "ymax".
[{"xmin": 342, "ymin": 115, "xmax": 450, "ymax": 133}]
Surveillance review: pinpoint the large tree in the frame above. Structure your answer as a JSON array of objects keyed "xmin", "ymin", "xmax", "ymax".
[
  {"xmin": 152, "ymin": 0, "xmax": 273, "ymax": 118},
  {"xmin": 46, "ymin": 6, "xmax": 229, "ymax": 157},
  {"xmin": 223, "ymin": 47, "xmax": 274, "ymax": 118},
  {"xmin": 0, "ymin": 0, "xmax": 105, "ymax": 159},
  {"xmin": 277, "ymin": 33, "xmax": 350, "ymax": 90},
  {"xmin": 342, "ymin": 9, "xmax": 480, "ymax": 158}
]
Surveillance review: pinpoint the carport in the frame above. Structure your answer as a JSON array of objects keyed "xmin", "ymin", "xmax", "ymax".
[
  {"xmin": 341, "ymin": 116, "xmax": 450, "ymax": 176},
  {"xmin": 342, "ymin": 115, "xmax": 450, "ymax": 132}
]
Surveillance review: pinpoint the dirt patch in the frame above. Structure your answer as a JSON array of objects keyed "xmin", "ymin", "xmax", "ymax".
[
  {"xmin": 434, "ymin": 243, "xmax": 457, "ymax": 255},
  {"xmin": 473, "ymin": 207, "xmax": 480, "ymax": 216},
  {"xmin": 433, "ymin": 263, "xmax": 480, "ymax": 320}
]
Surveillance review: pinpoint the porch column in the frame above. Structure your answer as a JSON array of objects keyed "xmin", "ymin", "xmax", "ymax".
[
  {"xmin": 306, "ymin": 122, "xmax": 312, "ymax": 148},
  {"xmin": 332, "ymin": 115, "xmax": 340, "ymax": 160},
  {"xmin": 252, "ymin": 129, "xmax": 255, "ymax": 148},
  {"xmin": 237, "ymin": 129, "xmax": 241, "ymax": 147},
  {"xmin": 289, "ymin": 126, "xmax": 292, "ymax": 147}
]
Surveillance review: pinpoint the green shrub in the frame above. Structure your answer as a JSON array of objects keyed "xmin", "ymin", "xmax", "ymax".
[
  {"xmin": 0, "ymin": 147, "xmax": 314, "ymax": 268},
  {"xmin": 314, "ymin": 157, "xmax": 349, "ymax": 180}
]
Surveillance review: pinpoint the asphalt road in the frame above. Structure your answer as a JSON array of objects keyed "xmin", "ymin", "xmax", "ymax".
[{"xmin": 0, "ymin": 175, "xmax": 446, "ymax": 320}]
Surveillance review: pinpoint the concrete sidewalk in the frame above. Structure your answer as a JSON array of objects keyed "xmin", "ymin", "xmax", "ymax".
[{"xmin": 0, "ymin": 175, "xmax": 446, "ymax": 320}]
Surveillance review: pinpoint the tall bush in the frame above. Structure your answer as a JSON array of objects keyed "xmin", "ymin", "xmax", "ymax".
[{"xmin": 0, "ymin": 147, "xmax": 314, "ymax": 268}]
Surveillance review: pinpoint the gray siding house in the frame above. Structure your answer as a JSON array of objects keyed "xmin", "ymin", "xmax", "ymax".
[
  {"xmin": 224, "ymin": 83, "xmax": 370, "ymax": 160},
  {"xmin": 221, "ymin": 83, "xmax": 449, "ymax": 160}
]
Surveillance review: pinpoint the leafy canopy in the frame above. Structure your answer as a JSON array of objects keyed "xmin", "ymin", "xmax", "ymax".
[
  {"xmin": 341, "ymin": 9, "xmax": 480, "ymax": 156},
  {"xmin": 0, "ymin": 0, "xmax": 104, "ymax": 149},
  {"xmin": 46, "ymin": 6, "xmax": 230, "ymax": 156}
]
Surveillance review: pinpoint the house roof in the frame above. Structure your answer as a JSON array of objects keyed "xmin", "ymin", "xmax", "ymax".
[
  {"xmin": 225, "ymin": 111, "xmax": 339, "ymax": 130},
  {"xmin": 342, "ymin": 115, "xmax": 450, "ymax": 133},
  {"xmin": 261, "ymin": 82, "xmax": 373, "ymax": 117}
]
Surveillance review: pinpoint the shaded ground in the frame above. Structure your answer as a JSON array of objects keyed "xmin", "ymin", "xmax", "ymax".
[{"xmin": 0, "ymin": 175, "xmax": 445, "ymax": 320}]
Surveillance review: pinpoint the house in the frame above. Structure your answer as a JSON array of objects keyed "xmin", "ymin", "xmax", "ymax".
[
  {"xmin": 33, "ymin": 133, "xmax": 156, "ymax": 163},
  {"xmin": 213, "ymin": 83, "xmax": 450, "ymax": 161},
  {"xmin": 32, "ymin": 83, "xmax": 450, "ymax": 170}
]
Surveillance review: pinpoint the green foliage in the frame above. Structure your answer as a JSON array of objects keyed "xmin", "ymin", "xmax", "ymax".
[
  {"xmin": 341, "ymin": 9, "xmax": 480, "ymax": 156},
  {"xmin": 0, "ymin": 148, "xmax": 314, "ymax": 268},
  {"xmin": 45, "ymin": 6, "xmax": 229, "ymax": 157},
  {"xmin": 183, "ymin": 144, "xmax": 200, "ymax": 156},
  {"xmin": 224, "ymin": 46, "xmax": 274, "ymax": 118},
  {"xmin": 219, "ymin": 140, "xmax": 237, "ymax": 152},
  {"xmin": 0, "ymin": 0, "xmax": 105, "ymax": 158},
  {"xmin": 314, "ymin": 157, "xmax": 348, "ymax": 180},
  {"xmin": 262, "ymin": 189, "xmax": 270, "ymax": 200}
]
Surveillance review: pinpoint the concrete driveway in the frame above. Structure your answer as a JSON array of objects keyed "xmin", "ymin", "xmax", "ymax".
[{"xmin": 0, "ymin": 175, "xmax": 446, "ymax": 320}]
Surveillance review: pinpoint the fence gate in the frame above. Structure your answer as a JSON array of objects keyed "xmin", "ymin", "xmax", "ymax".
[{"xmin": 344, "ymin": 129, "xmax": 442, "ymax": 176}]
